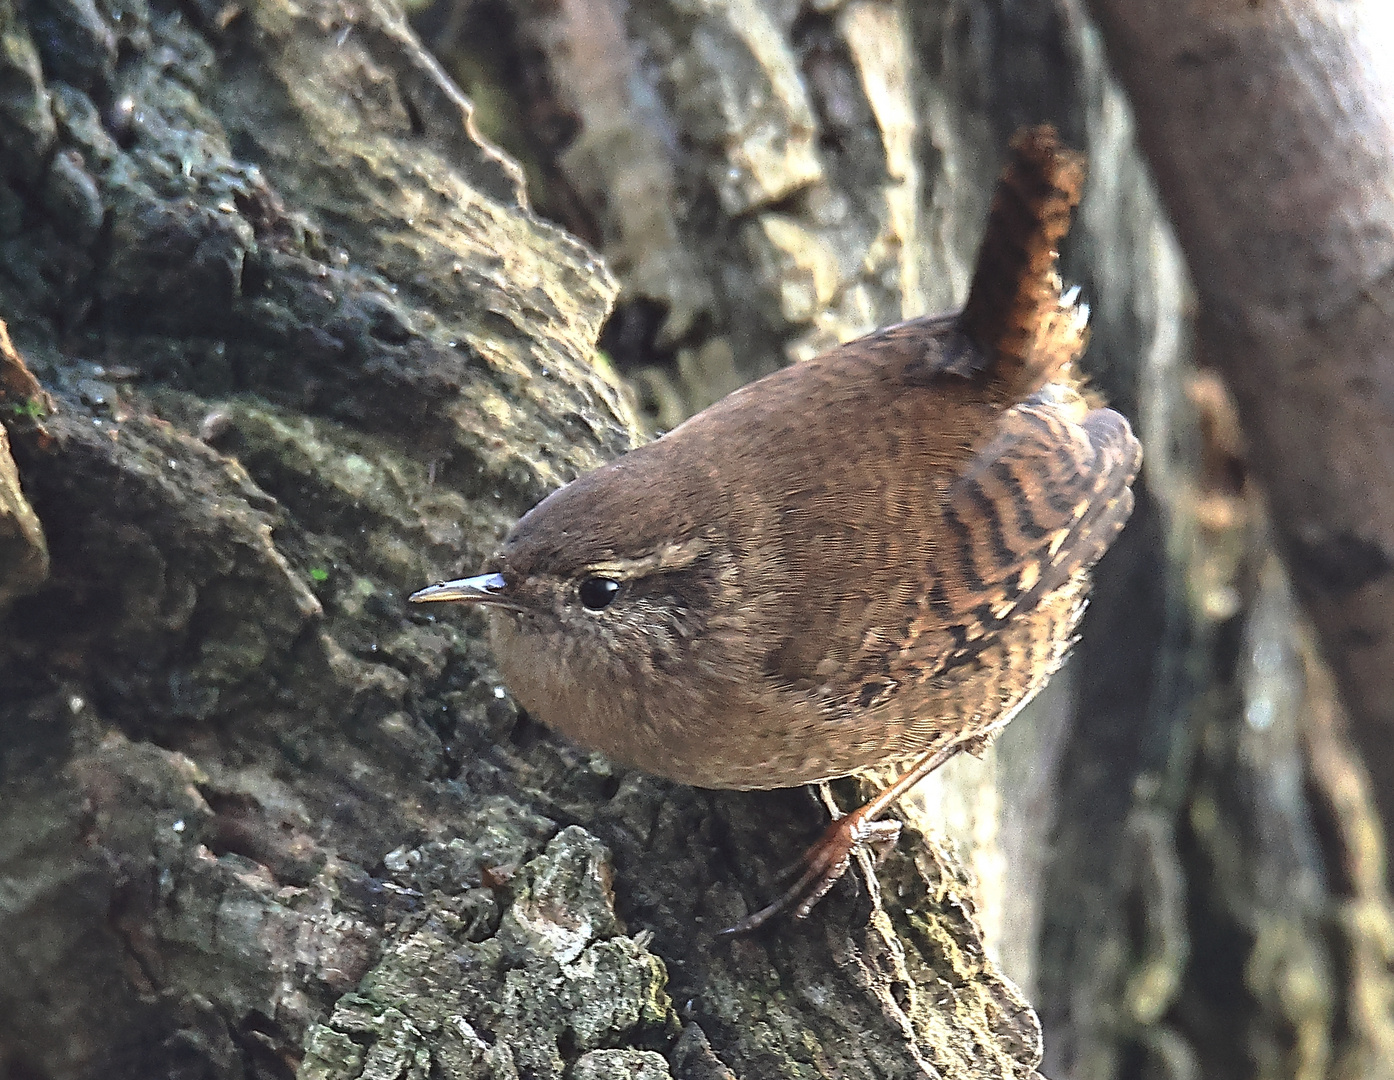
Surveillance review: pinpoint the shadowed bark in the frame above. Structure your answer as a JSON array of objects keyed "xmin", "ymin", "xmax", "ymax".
[{"xmin": 1083, "ymin": 0, "xmax": 1394, "ymax": 866}]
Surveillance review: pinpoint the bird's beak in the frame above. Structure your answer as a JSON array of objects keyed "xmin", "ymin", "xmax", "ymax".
[{"xmin": 410, "ymin": 572, "xmax": 512, "ymax": 605}]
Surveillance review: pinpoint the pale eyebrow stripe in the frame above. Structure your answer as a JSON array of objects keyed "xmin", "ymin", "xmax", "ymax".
[{"xmin": 582, "ymin": 536, "xmax": 709, "ymax": 579}]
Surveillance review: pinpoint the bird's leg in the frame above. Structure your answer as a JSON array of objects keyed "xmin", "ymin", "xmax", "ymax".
[
  {"xmin": 757, "ymin": 783, "xmax": 855, "ymax": 889},
  {"xmin": 720, "ymin": 741, "xmax": 963, "ymax": 935}
]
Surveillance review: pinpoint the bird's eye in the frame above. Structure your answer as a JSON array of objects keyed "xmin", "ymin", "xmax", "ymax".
[{"xmin": 578, "ymin": 576, "xmax": 621, "ymax": 611}]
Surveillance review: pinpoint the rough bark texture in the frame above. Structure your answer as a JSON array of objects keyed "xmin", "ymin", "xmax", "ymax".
[
  {"xmin": 4, "ymin": 0, "xmax": 1394, "ymax": 1078},
  {"xmin": 0, "ymin": 0, "xmax": 1048, "ymax": 1077}
]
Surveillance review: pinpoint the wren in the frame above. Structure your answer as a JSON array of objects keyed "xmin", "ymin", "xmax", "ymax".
[{"xmin": 412, "ymin": 127, "xmax": 1141, "ymax": 931}]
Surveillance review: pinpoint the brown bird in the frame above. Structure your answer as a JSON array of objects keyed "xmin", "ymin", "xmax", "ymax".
[{"xmin": 412, "ymin": 127, "xmax": 1141, "ymax": 931}]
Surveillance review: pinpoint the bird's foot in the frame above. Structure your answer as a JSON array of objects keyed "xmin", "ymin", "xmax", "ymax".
[{"xmin": 720, "ymin": 807, "xmax": 902, "ymax": 935}]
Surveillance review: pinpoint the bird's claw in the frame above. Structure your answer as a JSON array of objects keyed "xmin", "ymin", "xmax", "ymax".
[{"xmin": 720, "ymin": 811, "xmax": 902, "ymax": 935}]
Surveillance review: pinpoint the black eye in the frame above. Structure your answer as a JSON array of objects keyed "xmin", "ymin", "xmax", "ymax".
[{"xmin": 578, "ymin": 576, "xmax": 620, "ymax": 610}]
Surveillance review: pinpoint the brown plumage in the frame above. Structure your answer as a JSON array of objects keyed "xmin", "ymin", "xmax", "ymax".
[{"xmin": 413, "ymin": 126, "xmax": 1141, "ymax": 929}]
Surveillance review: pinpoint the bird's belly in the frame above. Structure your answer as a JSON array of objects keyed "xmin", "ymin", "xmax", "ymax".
[{"xmin": 639, "ymin": 576, "xmax": 1088, "ymax": 790}]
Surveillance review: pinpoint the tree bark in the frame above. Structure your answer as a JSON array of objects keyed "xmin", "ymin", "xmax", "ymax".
[
  {"xmin": 0, "ymin": 0, "xmax": 1050, "ymax": 1076},
  {"xmin": 1083, "ymin": 0, "xmax": 1394, "ymax": 870}
]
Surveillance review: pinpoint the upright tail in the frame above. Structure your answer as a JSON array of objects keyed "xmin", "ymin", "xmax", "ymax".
[{"xmin": 958, "ymin": 126, "xmax": 1088, "ymax": 400}]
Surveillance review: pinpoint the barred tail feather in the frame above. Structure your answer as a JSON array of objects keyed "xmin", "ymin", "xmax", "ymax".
[{"xmin": 959, "ymin": 125, "xmax": 1088, "ymax": 400}]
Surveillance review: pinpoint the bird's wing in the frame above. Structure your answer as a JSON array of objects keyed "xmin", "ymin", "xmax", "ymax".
[
  {"xmin": 930, "ymin": 396, "xmax": 1140, "ymax": 631},
  {"xmin": 760, "ymin": 392, "xmax": 1139, "ymax": 723},
  {"xmin": 843, "ymin": 395, "xmax": 1141, "ymax": 711}
]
